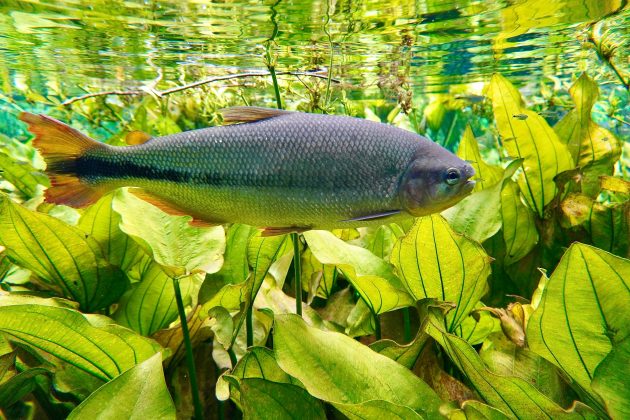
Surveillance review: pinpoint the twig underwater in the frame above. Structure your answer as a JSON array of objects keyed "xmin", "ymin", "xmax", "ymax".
[{"xmin": 61, "ymin": 71, "xmax": 343, "ymax": 106}]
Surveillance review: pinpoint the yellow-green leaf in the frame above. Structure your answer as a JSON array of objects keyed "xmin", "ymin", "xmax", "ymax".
[
  {"xmin": 501, "ymin": 180, "xmax": 538, "ymax": 265},
  {"xmin": 424, "ymin": 304, "xmax": 596, "ymax": 419},
  {"xmin": 113, "ymin": 261, "xmax": 203, "ymax": 336},
  {"xmin": 456, "ymin": 125, "xmax": 503, "ymax": 191},
  {"xmin": 591, "ymin": 337, "xmax": 630, "ymax": 419},
  {"xmin": 527, "ymin": 243, "xmax": 630, "ymax": 415},
  {"xmin": 112, "ymin": 189, "xmax": 225, "ymax": 278},
  {"xmin": 0, "ymin": 195, "xmax": 128, "ymax": 311},
  {"xmin": 78, "ymin": 193, "xmax": 146, "ymax": 272},
  {"xmin": 391, "ymin": 215, "xmax": 491, "ymax": 330},
  {"xmin": 67, "ymin": 353, "xmax": 175, "ymax": 420},
  {"xmin": 555, "ymin": 73, "xmax": 622, "ymax": 196},
  {"xmin": 0, "ymin": 303, "xmax": 163, "ymax": 382},
  {"xmin": 303, "ymin": 230, "xmax": 414, "ymax": 314},
  {"xmin": 273, "ymin": 314, "xmax": 442, "ymax": 418},
  {"xmin": 0, "ymin": 151, "xmax": 48, "ymax": 198},
  {"xmin": 486, "ymin": 74, "xmax": 573, "ymax": 217}
]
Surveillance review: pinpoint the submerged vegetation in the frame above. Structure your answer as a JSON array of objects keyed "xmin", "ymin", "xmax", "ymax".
[{"xmin": 0, "ymin": 1, "xmax": 629, "ymax": 419}]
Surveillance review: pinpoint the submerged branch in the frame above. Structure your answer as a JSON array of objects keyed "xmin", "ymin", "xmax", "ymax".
[{"xmin": 61, "ymin": 71, "xmax": 342, "ymax": 106}]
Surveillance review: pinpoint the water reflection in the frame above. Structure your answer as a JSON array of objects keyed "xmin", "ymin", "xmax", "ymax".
[{"xmin": 0, "ymin": 0, "xmax": 627, "ymax": 97}]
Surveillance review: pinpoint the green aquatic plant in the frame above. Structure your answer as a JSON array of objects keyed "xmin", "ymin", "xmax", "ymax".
[{"xmin": 0, "ymin": 73, "xmax": 628, "ymax": 419}]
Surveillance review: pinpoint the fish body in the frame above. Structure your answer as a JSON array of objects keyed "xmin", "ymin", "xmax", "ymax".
[{"xmin": 20, "ymin": 107, "xmax": 475, "ymax": 231}]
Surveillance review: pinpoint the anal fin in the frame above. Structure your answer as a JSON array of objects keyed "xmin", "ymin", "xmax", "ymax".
[
  {"xmin": 46, "ymin": 175, "xmax": 104, "ymax": 207},
  {"xmin": 128, "ymin": 188, "xmax": 218, "ymax": 228}
]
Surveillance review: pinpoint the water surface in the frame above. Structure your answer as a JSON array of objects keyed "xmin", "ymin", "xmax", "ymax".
[{"xmin": 0, "ymin": 0, "xmax": 627, "ymax": 99}]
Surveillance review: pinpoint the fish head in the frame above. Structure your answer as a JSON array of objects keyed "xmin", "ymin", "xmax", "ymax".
[{"xmin": 399, "ymin": 145, "xmax": 476, "ymax": 216}]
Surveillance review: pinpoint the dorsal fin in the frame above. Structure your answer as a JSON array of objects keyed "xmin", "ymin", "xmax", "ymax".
[
  {"xmin": 125, "ymin": 130, "xmax": 152, "ymax": 145},
  {"xmin": 128, "ymin": 188, "xmax": 217, "ymax": 227},
  {"xmin": 220, "ymin": 106, "xmax": 292, "ymax": 125}
]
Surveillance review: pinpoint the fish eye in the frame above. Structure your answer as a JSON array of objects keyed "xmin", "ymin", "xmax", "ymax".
[{"xmin": 445, "ymin": 168, "xmax": 461, "ymax": 185}]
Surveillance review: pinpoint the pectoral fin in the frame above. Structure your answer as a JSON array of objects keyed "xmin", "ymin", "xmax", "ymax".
[
  {"xmin": 342, "ymin": 210, "xmax": 401, "ymax": 222},
  {"xmin": 128, "ymin": 188, "xmax": 218, "ymax": 227}
]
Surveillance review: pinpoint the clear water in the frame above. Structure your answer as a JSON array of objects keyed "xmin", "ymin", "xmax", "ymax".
[{"xmin": 0, "ymin": 0, "xmax": 627, "ymax": 100}]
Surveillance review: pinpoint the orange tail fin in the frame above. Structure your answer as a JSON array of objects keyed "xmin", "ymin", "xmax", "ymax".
[{"xmin": 19, "ymin": 112, "xmax": 108, "ymax": 208}]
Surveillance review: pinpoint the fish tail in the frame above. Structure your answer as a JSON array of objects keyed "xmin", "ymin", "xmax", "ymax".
[{"xmin": 19, "ymin": 112, "xmax": 110, "ymax": 207}]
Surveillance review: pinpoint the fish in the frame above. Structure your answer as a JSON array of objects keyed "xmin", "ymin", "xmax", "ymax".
[{"xmin": 19, "ymin": 106, "xmax": 475, "ymax": 234}]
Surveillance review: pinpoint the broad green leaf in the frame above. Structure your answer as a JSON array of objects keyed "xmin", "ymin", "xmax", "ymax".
[
  {"xmin": 217, "ymin": 346, "xmax": 303, "ymax": 404},
  {"xmin": 273, "ymin": 314, "xmax": 442, "ymax": 418},
  {"xmin": 456, "ymin": 124, "xmax": 503, "ymax": 191},
  {"xmin": 559, "ymin": 193, "xmax": 628, "ymax": 257},
  {"xmin": 0, "ymin": 151, "xmax": 47, "ymax": 198},
  {"xmin": 78, "ymin": 193, "xmax": 146, "ymax": 272},
  {"xmin": 480, "ymin": 333, "xmax": 574, "ymax": 407},
  {"xmin": 212, "ymin": 308, "xmax": 273, "ymax": 370},
  {"xmin": 391, "ymin": 215, "xmax": 491, "ymax": 330},
  {"xmin": 335, "ymin": 400, "xmax": 424, "ymax": 419},
  {"xmin": 247, "ymin": 233, "xmax": 291, "ymax": 301},
  {"xmin": 454, "ymin": 303, "xmax": 500, "ymax": 345},
  {"xmin": 232, "ymin": 378, "xmax": 325, "ymax": 420},
  {"xmin": 424, "ymin": 305, "xmax": 596, "ymax": 419},
  {"xmin": 0, "ymin": 304, "xmax": 163, "ymax": 381},
  {"xmin": 591, "ymin": 337, "xmax": 630, "ymax": 419},
  {"xmin": 153, "ymin": 306, "xmax": 207, "ymax": 371},
  {"xmin": 346, "ymin": 298, "xmax": 376, "ymax": 337},
  {"xmin": 555, "ymin": 74, "xmax": 622, "ymax": 196},
  {"xmin": 202, "ymin": 233, "xmax": 289, "ymax": 312},
  {"xmin": 458, "ymin": 400, "xmax": 511, "ymax": 419},
  {"xmin": 204, "ymin": 223, "xmax": 254, "ymax": 287},
  {"xmin": 68, "ymin": 353, "xmax": 175, "ymax": 420},
  {"xmin": 303, "ymin": 230, "xmax": 413, "ymax": 314},
  {"xmin": 366, "ymin": 224, "xmax": 404, "ymax": 260},
  {"xmin": 113, "ymin": 189, "xmax": 225, "ymax": 278},
  {"xmin": 230, "ymin": 347, "xmax": 296, "ymax": 385},
  {"xmin": 0, "ymin": 368, "xmax": 50, "ymax": 408},
  {"xmin": 486, "ymin": 73, "xmax": 573, "ymax": 217},
  {"xmin": 113, "ymin": 262, "xmax": 203, "ymax": 336},
  {"xmin": 0, "ymin": 351, "xmax": 49, "ymax": 408},
  {"xmin": 443, "ymin": 159, "xmax": 522, "ymax": 242},
  {"xmin": 301, "ymin": 248, "xmax": 336, "ymax": 301},
  {"xmin": 369, "ymin": 327, "xmax": 430, "ymax": 369},
  {"xmin": 0, "ymin": 195, "xmax": 128, "ymax": 311},
  {"xmin": 527, "ymin": 243, "xmax": 630, "ymax": 414},
  {"xmin": 500, "ymin": 180, "xmax": 538, "ymax": 265}
]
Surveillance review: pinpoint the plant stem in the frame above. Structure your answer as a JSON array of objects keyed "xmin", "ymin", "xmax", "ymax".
[
  {"xmin": 402, "ymin": 308, "xmax": 412, "ymax": 342},
  {"xmin": 270, "ymin": 67, "xmax": 282, "ymax": 109},
  {"xmin": 227, "ymin": 347, "xmax": 238, "ymax": 368},
  {"xmin": 246, "ymin": 304, "xmax": 254, "ymax": 348},
  {"xmin": 323, "ymin": 0, "xmax": 333, "ymax": 106},
  {"xmin": 266, "ymin": 0, "xmax": 283, "ymax": 109},
  {"xmin": 173, "ymin": 277, "xmax": 203, "ymax": 420},
  {"xmin": 291, "ymin": 232, "xmax": 302, "ymax": 316},
  {"xmin": 373, "ymin": 312, "xmax": 382, "ymax": 340}
]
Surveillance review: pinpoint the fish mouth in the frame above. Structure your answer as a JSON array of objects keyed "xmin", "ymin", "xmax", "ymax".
[{"xmin": 462, "ymin": 179, "xmax": 476, "ymax": 194}]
